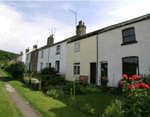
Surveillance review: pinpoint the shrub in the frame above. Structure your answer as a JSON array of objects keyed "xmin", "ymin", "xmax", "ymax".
[
  {"xmin": 101, "ymin": 100, "xmax": 122, "ymax": 117},
  {"xmin": 80, "ymin": 103, "xmax": 95, "ymax": 116},
  {"xmin": 85, "ymin": 84, "xmax": 101, "ymax": 94},
  {"xmin": 121, "ymin": 74, "xmax": 150, "ymax": 116},
  {"xmin": 101, "ymin": 77, "xmax": 109, "ymax": 87},
  {"xmin": 46, "ymin": 87, "xmax": 65, "ymax": 99},
  {"xmin": 41, "ymin": 67, "xmax": 58, "ymax": 75},
  {"xmin": 62, "ymin": 81, "xmax": 85, "ymax": 94},
  {"xmin": 41, "ymin": 75, "xmax": 65, "ymax": 87},
  {"xmin": 11, "ymin": 61, "xmax": 26, "ymax": 79}
]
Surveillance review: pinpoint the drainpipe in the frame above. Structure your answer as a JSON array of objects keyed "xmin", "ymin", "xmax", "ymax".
[
  {"xmin": 96, "ymin": 34, "xmax": 99, "ymax": 86},
  {"xmin": 48, "ymin": 46, "xmax": 50, "ymax": 68}
]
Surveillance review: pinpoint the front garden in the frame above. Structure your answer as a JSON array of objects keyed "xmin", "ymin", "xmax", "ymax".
[{"xmin": 2, "ymin": 61, "xmax": 150, "ymax": 117}]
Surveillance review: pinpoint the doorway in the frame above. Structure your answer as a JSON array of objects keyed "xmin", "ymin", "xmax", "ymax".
[{"xmin": 90, "ymin": 62, "xmax": 96, "ymax": 84}]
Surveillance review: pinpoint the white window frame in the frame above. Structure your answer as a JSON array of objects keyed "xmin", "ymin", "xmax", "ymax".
[
  {"xmin": 75, "ymin": 42, "xmax": 80, "ymax": 51},
  {"xmin": 74, "ymin": 63, "xmax": 80, "ymax": 75}
]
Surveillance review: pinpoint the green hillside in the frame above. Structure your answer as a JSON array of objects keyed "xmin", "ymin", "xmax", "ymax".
[{"xmin": 0, "ymin": 50, "xmax": 19, "ymax": 65}]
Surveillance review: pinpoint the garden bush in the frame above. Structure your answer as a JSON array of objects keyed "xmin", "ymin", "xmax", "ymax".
[
  {"xmin": 46, "ymin": 86, "xmax": 65, "ymax": 99},
  {"xmin": 101, "ymin": 99, "xmax": 122, "ymax": 117},
  {"xmin": 41, "ymin": 67, "xmax": 58, "ymax": 75},
  {"xmin": 120, "ymin": 74, "xmax": 150, "ymax": 117},
  {"xmin": 41, "ymin": 75, "xmax": 65, "ymax": 87},
  {"xmin": 11, "ymin": 61, "xmax": 26, "ymax": 79}
]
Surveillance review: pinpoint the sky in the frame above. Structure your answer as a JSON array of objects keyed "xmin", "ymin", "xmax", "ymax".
[{"xmin": 0, "ymin": 0, "xmax": 150, "ymax": 54}]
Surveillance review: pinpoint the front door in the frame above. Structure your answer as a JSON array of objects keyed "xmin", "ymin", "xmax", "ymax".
[{"xmin": 90, "ymin": 62, "xmax": 96, "ymax": 84}]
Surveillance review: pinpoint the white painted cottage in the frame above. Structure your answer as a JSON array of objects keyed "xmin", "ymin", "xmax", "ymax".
[
  {"xmin": 48, "ymin": 39, "xmax": 68, "ymax": 76},
  {"xmin": 25, "ymin": 48, "xmax": 31, "ymax": 70},
  {"xmin": 97, "ymin": 13, "xmax": 150, "ymax": 87}
]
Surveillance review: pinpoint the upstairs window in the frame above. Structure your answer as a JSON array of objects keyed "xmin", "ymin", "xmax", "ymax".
[
  {"xmin": 27, "ymin": 55, "xmax": 29, "ymax": 60},
  {"xmin": 41, "ymin": 51, "xmax": 44, "ymax": 58},
  {"xmin": 75, "ymin": 42, "xmax": 80, "ymax": 51},
  {"xmin": 56, "ymin": 45, "xmax": 60, "ymax": 54},
  {"xmin": 122, "ymin": 27, "xmax": 137, "ymax": 45}
]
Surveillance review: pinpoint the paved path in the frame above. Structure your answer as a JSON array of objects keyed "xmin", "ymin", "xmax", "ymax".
[{"xmin": 1, "ymin": 75, "xmax": 43, "ymax": 117}]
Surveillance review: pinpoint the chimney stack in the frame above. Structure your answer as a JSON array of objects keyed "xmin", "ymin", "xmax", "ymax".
[
  {"xmin": 20, "ymin": 51, "xmax": 23, "ymax": 56},
  {"xmin": 76, "ymin": 20, "xmax": 86, "ymax": 36},
  {"xmin": 26, "ymin": 47, "xmax": 29, "ymax": 53},
  {"xmin": 33, "ymin": 44, "xmax": 37, "ymax": 50},
  {"xmin": 47, "ymin": 34, "xmax": 54, "ymax": 46}
]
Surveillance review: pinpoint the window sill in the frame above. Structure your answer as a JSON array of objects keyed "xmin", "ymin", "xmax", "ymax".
[
  {"xmin": 55, "ymin": 53, "xmax": 60, "ymax": 55},
  {"xmin": 121, "ymin": 41, "xmax": 138, "ymax": 46}
]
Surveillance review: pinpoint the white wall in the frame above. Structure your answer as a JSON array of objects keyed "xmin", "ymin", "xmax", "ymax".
[
  {"xmin": 37, "ymin": 48, "xmax": 49, "ymax": 72},
  {"xmin": 25, "ymin": 53, "xmax": 31, "ymax": 70},
  {"xmin": 98, "ymin": 19, "xmax": 150, "ymax": 87},
  {"xmin": 49, "ymin": 41, "xmax": 67, "ymax": 75}
]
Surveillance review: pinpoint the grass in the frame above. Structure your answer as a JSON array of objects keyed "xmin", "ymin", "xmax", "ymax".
[
  {"xmin": 9, "ymin": 81, "xmax": 89, "ymax": 117},
  {"xmin": 0, "ymin": 81, "xmax": 23, "ymax": 117},
  {"xmin": 75, "ymin": 93, "xmax": 121, "ymax": 116},
  {"xmin": 0, "ymin": 69, "xmax": 13, "ymax": 80}
]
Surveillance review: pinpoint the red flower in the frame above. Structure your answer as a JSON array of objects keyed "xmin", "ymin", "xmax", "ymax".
[
  {"xmin": 120, "ymin": 82, "xmax": 124, "ymax": 86},
  {"xmin": 127, "ymin": 85, "xmax": 133, "ymax": 91},
  {"xmin": 106, "ymin": 78, "xmax": 109, "ymax": 81},
  {"xmin": 145, "ymin": 84, "xmax": 149, "ymax": 90},
  {"xmin": 135, "ymin": 84, "xmax": 140, "ymax": 89},
  {"xmin": 140, "ymin": 83, "xmax": 149, "ymax": 90},
  {"xmin": 140, "ymin": 82, "xmax": 146, "ymax": 88},
  {"xmin": 129, "ymin": 93, "xmax": 133, "ymax": 96},
  {"xmin": 122, "ymin": 97, "xmax": 124, "ymax": 100},
  {"xmin": 123, "ymin": 74, "xmax": 128, "ymax": 80},
  {"xmin": 131, "ymin": 77, "xmax": 134, "ymax": 81},
  {"xmin": 132, "ymin": 75, "xmax": 141, "ymax": 80},
  {"xmin": 129, "ymin": 77, "xmax": 132, "ymax": 80}
]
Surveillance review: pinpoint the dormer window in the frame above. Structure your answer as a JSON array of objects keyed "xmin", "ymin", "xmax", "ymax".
[{"xmin": 121, "ymin": 27, "xmax": 137, "ymax": 46}]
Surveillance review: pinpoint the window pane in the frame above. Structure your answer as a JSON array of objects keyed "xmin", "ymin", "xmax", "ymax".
[
  {"xmin": 123, "ymin": 57, "xmax": 138, "ymax": 77},
  {"xmin": 74, "ymin": 66, "xmax": 76, "ymax": 74},
  {"xmin": 124, "ymin": 35, "xmax": 135, "ymax": 42},
  {"xmin": 129, "ymin": 29, "xmax": 134, "ymax": 35},
  {"xmin": 123, "ymin": 30, "xmax": 129, "ymax": 36},
  {"xmin": 77, "ymin": 66, "xmax": 80, "ymax": 75}
]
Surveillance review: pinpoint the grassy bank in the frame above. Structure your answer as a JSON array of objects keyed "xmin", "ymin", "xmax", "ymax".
[
  {"xmin": 9, "ymin": 81, "xmax": 89, "ymax": 117},
  {"xmin": 0, "ymin": 81, "xmax": 23, "ymax": 117}
]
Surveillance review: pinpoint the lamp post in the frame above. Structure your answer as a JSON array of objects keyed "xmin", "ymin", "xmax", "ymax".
[{"xmin": 69, "ymin": 9, "xmax": 77, "ymax": 34}]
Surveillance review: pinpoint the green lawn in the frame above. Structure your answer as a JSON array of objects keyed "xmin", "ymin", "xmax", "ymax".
[
  {"xmin": 9, "ymin": 81, "xmax": 89, "ymax": 117},
  {"xmin": 0, "ymin": 81, "xmax": 23, "ymax": 117},
  {"xmin": 0, "ymin": 69, "xmax": 13, "ymax": 80},
  {"xmin": 75, "ymin": 93, "xmax": 121, "ymax": 116}
]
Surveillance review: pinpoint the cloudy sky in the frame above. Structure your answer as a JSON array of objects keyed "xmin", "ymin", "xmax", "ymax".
[{"xmin": 0, "ymin": 0, "xmax": 149, "ymax": 54}]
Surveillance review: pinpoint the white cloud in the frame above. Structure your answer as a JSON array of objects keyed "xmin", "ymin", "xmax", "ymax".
[
  {"xmin": 0, "ymin": 2, "xmax": 75, "ymax": 54},
  {"xmin": 109, "ymin": 0, "xmax": 150, "ymax": 19}
]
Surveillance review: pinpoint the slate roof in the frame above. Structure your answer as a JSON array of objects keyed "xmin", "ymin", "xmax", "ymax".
[{"xmin": 67, "ymin": 13, "xmax": 150, "ymax": 43}]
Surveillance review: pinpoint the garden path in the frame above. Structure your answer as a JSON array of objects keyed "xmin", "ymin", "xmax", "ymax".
[{"xmin": 0, "ymin": 74, "xmax": 43, "ymax": 117}]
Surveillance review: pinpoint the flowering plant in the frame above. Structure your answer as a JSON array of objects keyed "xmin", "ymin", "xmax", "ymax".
[
  {"xmin": 120, "ymin": 74, "xmax": 150, "ymax": 116},
  {"xmin": 101, "ymin": 77, "xmax": 109, "ymax": 87}
]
